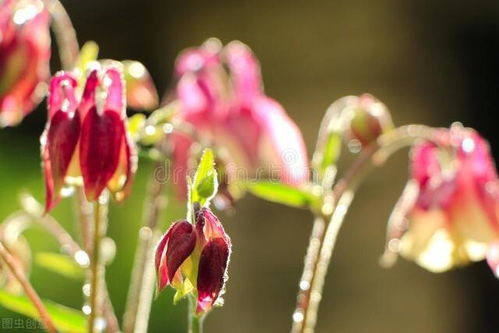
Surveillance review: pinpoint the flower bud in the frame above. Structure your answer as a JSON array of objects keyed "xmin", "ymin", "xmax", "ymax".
[
  {"xmin": 347, "ymin": 94, "xmax": 393, "ymax": 146},
  {"xmin": 42, "ymin": 65, "xmax": 137, "ymax": 211},
  {"xmin": 0, "ymin": 0, "xmax": 50, "ymax": 126},
  {"xmin": 122, "ymin": 60, "xmax": 158, "ymax": 110},
  {"xmin": 155, "ymin": 220, "xmax": 196, "ymax": 292},
  {"xmin": 155, "ymin": 208, "xmax": 231, "ymax": 314}
]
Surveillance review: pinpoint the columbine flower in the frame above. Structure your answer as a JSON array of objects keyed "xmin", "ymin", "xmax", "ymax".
[
  {"xmin": 170, "ymin": 39, "xmax": 309, "ymax": 197},
  {"xmin": 41, "ymin": 65, "xmax": 137, "ymax": 211},
  {"xmin": 155, "ymin": 207, "xmax": 231, "ymax": 314},
  {"xmin": 0, "ymin": 0, "xmax": 50, "ymax": 126},
  {"xmin": 382, "ymin": 126, "xmax": 499, "ymax": 275}
]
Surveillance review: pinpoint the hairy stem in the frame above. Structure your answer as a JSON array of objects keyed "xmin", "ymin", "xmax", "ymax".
[
  {"xmin": 292, "ymin": 124, "xmax": 437, "ymax": 333},
  {"xmin": 123, "ymin": 161, "xmax": 167, "ymax": 333},
  {"xmin": 0, "ymin": 241, "xmax": 57, "ymax": 333},
  {"xmin": 73, "ymin": 192, "xmax": 120, "ymax": 333},
  {"xmin": 88, "ymin": 200, "xmax": 103, "ymax": 333},
  {"xmin": 188, "ymin": 296, "xmax": 205, "ymax": 333},
  {"xmin": 45, "ymin": 0, "xmax": 79, "ymax": 70}
]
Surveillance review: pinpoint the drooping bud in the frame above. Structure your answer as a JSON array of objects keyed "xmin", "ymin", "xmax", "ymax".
[
  {"xmin": 155, "ymin": 220, "xmax": 197, "ymax": 292},
  {"xmin": 195, "ymin": 207, "xmax": 231, "ymax": 313},
  {"xmin": 122, "ymin": 60, "xmax": 159, "ymax": 110},
  {"xmin": 42, "ymin": 65, "xmax": 137, "ymax": 211},
  {"xmin": 347, "ymin": 94, "xmax": 393, "ymax": 147},
  {"xmin": 0, "ymin": 0, "xmax": 51, "ymax": 126}
]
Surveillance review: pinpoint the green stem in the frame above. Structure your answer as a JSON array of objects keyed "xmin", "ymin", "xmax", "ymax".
[
  {"xmin": 188, "ymin": 296, "xmax": 205, "ymax": 333},
  {"xmin": 292, "ymin": 124, "xmax": 438, "ymax": 333},
  {"xmin": 46, "ymin": 0, "xmax": 79, "ymax": 70},
  {"xmin": 0, "ymin": 241, "xmax": 57, "ymax": 333},
  {"xmin": 123, "ymin": 161, "xmax": 168, "ymax": 333},
  {"xmin": 88, "ymin": 200, "xmax": 103, "ymax": 333}
]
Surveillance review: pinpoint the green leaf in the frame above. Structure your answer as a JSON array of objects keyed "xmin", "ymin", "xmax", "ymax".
[
  {"xmin": 0, "ymin": 290, "xmax": 87, "ymax": 332},
  {"xmin": 191, "ymin": 149, "xmax": 218, "ymax": 206},
  {"xmin": 35, "ymin": 252, "xmax": 85, "ymax": 280},
  {"xmin": 320, "ymin": 132, "xmax": 341, "ymax": 171},
  {"xmin": 246, "ymin": 181, "xmax": 319, "ymax": 209}
]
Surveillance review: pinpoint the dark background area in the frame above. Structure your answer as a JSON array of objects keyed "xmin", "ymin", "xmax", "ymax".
[{"xmin": 1, "ymin": 0, "xmax": 499, "ymax": 332}]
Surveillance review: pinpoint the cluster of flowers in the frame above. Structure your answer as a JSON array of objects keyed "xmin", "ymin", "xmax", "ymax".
[{"xmin": 1, "ymin": 0, "xmax": 498, "ymax": 319}]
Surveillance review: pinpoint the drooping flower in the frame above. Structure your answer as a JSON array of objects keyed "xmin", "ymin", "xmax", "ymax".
[
  {"xmin": 155, "ymin": 207, "xmax": 231, "ymax": 314},
  {"xmin": 0, "ymin": 0, "xmax": 51, "ymax": 126},
  {"xmin": 170, "ymin": 39, "xmax": 309, "ymax": 198},
  {"xmin": 41, "ymin": 65, "xmax": 137, "ymax": 211},
  {"xmin": 382, "ymin": 125, "xmax": 499, "ymax": 275},
  {"xmin": 121, "ymin": 60, "xmax": 158, "ymax": 111}
]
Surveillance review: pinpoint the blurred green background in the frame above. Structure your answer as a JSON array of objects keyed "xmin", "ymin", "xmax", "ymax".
[{"xmin": 1, "ymin": 0, "xmax": 499, "ymax": 332}]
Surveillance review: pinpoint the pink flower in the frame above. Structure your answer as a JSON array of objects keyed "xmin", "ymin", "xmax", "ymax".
[
  {"xmin": 0, "ymin": 0, "xmax": 50, "ymax": 126},
  {"xmin": 41, "ymin": 66, "xmax": 137, "ymax": 211},
  {"xmin": 170, "ymin": 40, "xmax": 309, "ymax": 198},
  {"xmin": 155, "ymin": 207, "xmax": 231, "ymax": 314},
  {"xmin": 383, "ymin": 126, "xmax": 499, "ymax": 275}
]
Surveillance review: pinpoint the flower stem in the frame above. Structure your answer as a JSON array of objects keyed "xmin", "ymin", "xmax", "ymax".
[
  {"xmin": 123, "ymin": 161, "xmax": 168, "ymax": 333},
  {"xmin": 88, "ymin": 200, "xmax": 103, "ymax": 333},
  {"xmin": 188, "ymin": 296, "xmax": 205, "ymax": 333},
  {"xmin": 0, "ymin": 241, "xmax": 57, "ymax": 333},
  {"xmin": 45, "ymin": 0, "xmax": 79, "ymax": 70},
  {"xmin": 292, "ymin": 124, "xmax": 437, "ymax": 333}
]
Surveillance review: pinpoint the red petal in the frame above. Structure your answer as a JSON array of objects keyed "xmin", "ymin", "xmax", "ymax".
[
  {"xmin": 155, "ymin": 220, "xmax": 196, "ymax": 292},
  {"xmin": 42, "ymin": 110, "xmax": 80, "ymax": 211},
  {"xmin": 79, "ymin": 107, "xmax": 124, "ymax": 201},
  {"xmin": 196, "ymin": 238, "xmax": 230, "ymax": 314}
]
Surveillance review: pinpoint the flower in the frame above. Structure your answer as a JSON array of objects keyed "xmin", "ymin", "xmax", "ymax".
[
  {"xmin": 41, "ymin": 65, "xmax": 137, "ymax": 211},
  {"xmin": 155, "ymin": 207, "xmax": 231, "ymax": 314},
  {"xmin": 382, "ymin": 126, "xmax": 499, "ymax": 275},
  {"xmin": 170, "ymin": 39, "xmax": 309, "ymax": 198},
  {"xmin": 0, "ymin": 0, "xmax": 51, "ymax": 126}
]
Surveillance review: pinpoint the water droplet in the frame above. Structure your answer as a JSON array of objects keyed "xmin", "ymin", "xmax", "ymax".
[
  {"xmin": 82, "ymin": 283, "xmax": 91, "ymax": 297},
  {"xmin": 82, "ymin": 304, "xmax": 91, "ymax": 315},
  {"xmin": 128, "ymin": 62, "xmax": 146, "ymax": 79},
  {"xmin": 299, "ymin": 281, "xmax": 310, "ymax": 291},
  {"xmin": 292, "ymin": 311, "xmax": 304, "ymax": 323},
  {"xmin": 74, "ymin": 250, "xmax": 90, "ymax": 268},
  {"xmin": 95, "ymin": 317, "xmax": 107, "ymax": 332},
  {"xmin": 145, "ymin": 125, "xmax": 156, "ymax": 136},
  {"xmin": 162, "ymin": 123, "xmax": 174, "ymax": 134},
  {"xmin": 347, "ymin": 139, "xmax": 362, "ymax": 153},
  {"xmin": 461, "ymin": 137, "xmax": 475, "ymax": 153},
  {"xmin": 60, "ymin": 186, "xmax": 75, "ymax": 198}
]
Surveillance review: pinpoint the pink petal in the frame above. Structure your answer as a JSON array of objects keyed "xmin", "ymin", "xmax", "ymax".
[
  {"xmin": 253, "ymin": 97, "xmax": 309, "ymax": 185},
  {"xmin": 224, "ymin": 41, "xmax": 262, "ymax": 101},
  {"xmin": 103, "ymin": 67, "xmax": 125, "ymax": 116}
]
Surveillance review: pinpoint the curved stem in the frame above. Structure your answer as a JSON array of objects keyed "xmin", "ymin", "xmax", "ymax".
[
  {"xmin": 88, "ymin": 200, "xmax": 103, "ymax": 333},
  {"xmin": 46, "ymin": 0, "xmax": 79, "ymax": 69},
  {"xmin": 291, "ymin": 124, "xmax": 437, "ymax": 333},
  {"xmin": 123, "ymin": 161, "xmax": 168, "ymax": 333},
  {"xmin": 0, "ymin": 241, "xmax": 57, "ymax": 333}
]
